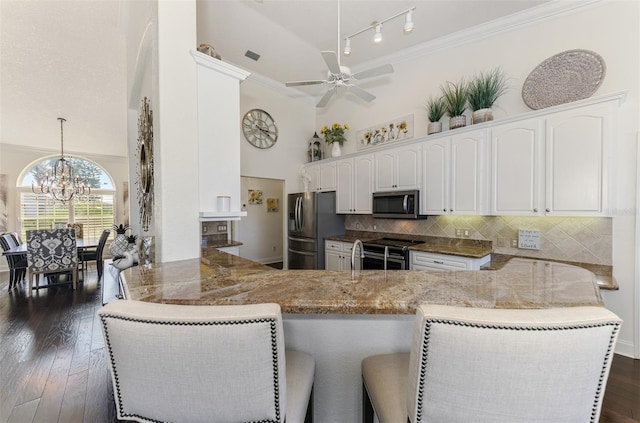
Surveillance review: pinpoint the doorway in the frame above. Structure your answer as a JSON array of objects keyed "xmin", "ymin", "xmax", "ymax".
[{"xmin": 236, "ymin": 176, "xmax": 285, "ymax": 266}]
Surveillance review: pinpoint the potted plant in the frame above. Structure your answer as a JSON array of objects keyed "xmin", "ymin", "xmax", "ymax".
[
  {"xmin": 467, "ymin": 67, "xmax": 508, "ymax": 124},
  {"xmin": 425, "ymin": 95, "xmax": 445, "ymax": 135},
  {"xmin": 321, "ymin": 122, "xmax": 349, "ymax": 157},
  {"xmin": 441, "ymin": 79, "xmax": 468, "ymax": 129}
]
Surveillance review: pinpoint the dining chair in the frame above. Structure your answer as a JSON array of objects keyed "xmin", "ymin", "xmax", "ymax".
[
  {"xmin": 80, "ymin": 229, "xmax": 110, "ymax": 279},
  {"xmin": 1, "ymin": 233, "xmax": 27, "ymax": 289},
  {"xmin": 25, "ymin": 228, "xmax": 78, "ymax": 296},
  {"xmin": 99, "ymin": 301, "xmax": 315, "ymax": 423},
  {"xmin": 362, "ymin": 304, "xmax": 622, "ymax": 423}
]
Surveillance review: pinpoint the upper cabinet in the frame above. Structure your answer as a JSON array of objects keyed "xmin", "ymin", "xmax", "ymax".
[
  {"xmin": 336, "ymin": 154, "xmax": 374, "ymax": 214},
  {"xmin": 303, "ymin": 92, "xmax": 624, "ymax": 218},
  {"xmin": 491, "ymin": 119, "xmax": 544, "ymax": 215},
  {"xmin": 307, "ymin": 162, "xmax": 336, "ymax": 192},
  {"xmin": 545, "ymin": 102, "xmax": 614, "ymax": 216},
  {"xmin": 422, "ymin": 129, "xmax": 489, "ymax": 215},
  {"xmin": 491, "ymin": 99, "xmax": 617, "ymax": 216},
  {"xmin": 374, "ymin": 144, "xmax": 422, "ymax": 192}
]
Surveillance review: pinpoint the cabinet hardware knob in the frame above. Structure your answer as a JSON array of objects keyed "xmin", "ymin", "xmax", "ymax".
[
  {"xmin": 546, "ymin": 208, "xmax": 550, "ymax": 212},
  {"xmin": 443, "ymin": 209, "xmax": 446, "ymax": 212},
  {"xmin": 533, "ymin": 208, "xmax": 538, "ymax": 212}
]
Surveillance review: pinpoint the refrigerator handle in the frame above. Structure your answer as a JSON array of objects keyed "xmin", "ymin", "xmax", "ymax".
[
  {"xmin": 298, "ymin": 196, "xmax": 304, "ymax": 230},
  {"xmin": 295, "ymin": 197, "xmax": 301, "ymax": 232}
]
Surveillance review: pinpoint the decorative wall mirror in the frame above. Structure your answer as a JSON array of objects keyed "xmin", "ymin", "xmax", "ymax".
[{"xmin": 137, "ymin": 97, "xmax": 154, "ymax": 232}]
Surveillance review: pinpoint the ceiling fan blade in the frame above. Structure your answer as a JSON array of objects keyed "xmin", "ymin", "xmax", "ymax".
[
  {"xmin": 316, "ymin": 89, "xmax": 335, "ymax": 108},
  {"xmin": 348, "ymin": 85, "xmax": 376, "ymax": 102},
  {"xmin": 321, "ymin": 51, "xmax": 341, "ymax": 74},
  {"xmin": 285, "ymin": 80, "xmax": 325, "ymax": 87},
  {"xmin": 352, "ymin": 64, "xmax": 394, "ymax": 80}
]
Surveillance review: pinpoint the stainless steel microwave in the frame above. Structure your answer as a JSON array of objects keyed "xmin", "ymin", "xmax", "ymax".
[{"xmin": 372, "ymin": 190, "xmax": 425, "ymax": 219}]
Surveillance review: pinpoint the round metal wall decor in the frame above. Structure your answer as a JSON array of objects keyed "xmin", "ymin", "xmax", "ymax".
[
  {"xmin": 522, "ymin": 49, "xmax": 606, "ymax": 110},
  {"xmin": 137, "ymin": 97, "xmax": 154, "ymax": 232}
]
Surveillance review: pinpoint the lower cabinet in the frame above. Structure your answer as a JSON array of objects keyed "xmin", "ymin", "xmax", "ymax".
[
  {"xmin": 410, "ymin": 251, "xmax": 490, "ymax": 271},
  {"xmin": 325, "ymin": 240, "xmax": 354, "ymax": 270}
]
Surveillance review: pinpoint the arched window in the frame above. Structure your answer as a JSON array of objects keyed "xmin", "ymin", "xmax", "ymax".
[{"xmin": 18, "ymin": 156, "xmax": 116, "ymax": 240}]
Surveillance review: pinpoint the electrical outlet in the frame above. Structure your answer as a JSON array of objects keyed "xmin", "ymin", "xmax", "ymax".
[
  {"xmin": 373, "ymin": 224, "xmax": 377, "ymax": 230},
  {"xmin": 356, "ymin": 223, "xmax": 360, "ymax": 229},
  {"xmin": 217, "ymin": 225, "xmax": 227, "ymax": 232},
  {"xmin": 511, "ymin": 239, "xmax": 518, "ymax": 247},
  {"xmin": 463, "ymin": 229, "xmax": 470, "ymax": 238},
  {"xmin": 202, "ymin": 225, "xmax": 208, "ymax": 233},
  {"xmin": 455, "ymin": 228, "xmax": 462, "ymax": 237}
]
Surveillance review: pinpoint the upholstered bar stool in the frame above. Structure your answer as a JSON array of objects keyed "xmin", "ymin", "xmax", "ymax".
[
  {"xmin": 362, "ymin": 304, "xmax": 621, "ymax": 423},
  {"xmin": 99, "ymin": 301, "xmax": 315, "ymax": 423}
]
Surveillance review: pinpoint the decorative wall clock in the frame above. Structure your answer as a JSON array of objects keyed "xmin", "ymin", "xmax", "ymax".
[
  {"xmin": 137, "ymin": 97, "xmax": 154, "ymax": 232},
  {"xmin": 242, "ymin": 108, "xmax": 278, "ymax": 149}
]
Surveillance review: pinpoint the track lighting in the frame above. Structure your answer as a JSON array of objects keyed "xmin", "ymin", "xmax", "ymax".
[
  {"xmin": 344, "ymin": 37, "xmax": 351, "ymax": 55},
  {"xmin": 343, "ymin": 6, "xmax": 415, "ymax": 55},
  {"xmin": 373, "ymin": 25, "xmax": 382, "ymax": 43},
  {"xmin": 404, "ymin": 10, "xmax": 414, "ymax": 33}
]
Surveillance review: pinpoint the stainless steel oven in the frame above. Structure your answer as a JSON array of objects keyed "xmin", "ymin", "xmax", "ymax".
[{"xmin": 361, "ymin": 238, "xmax": 421, "ymax": 270}]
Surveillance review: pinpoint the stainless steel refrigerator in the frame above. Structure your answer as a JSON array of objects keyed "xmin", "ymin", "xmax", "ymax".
[{"xmin": 288, "ymin": 191, "xmax": 345, "ymax": 269}]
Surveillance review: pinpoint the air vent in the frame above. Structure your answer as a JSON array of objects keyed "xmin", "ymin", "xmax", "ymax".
[{"xmin": 245, "ymin": 50, "xmax": 260, "ymax": 61}]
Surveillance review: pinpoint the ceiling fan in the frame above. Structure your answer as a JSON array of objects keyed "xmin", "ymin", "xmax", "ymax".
[{"xmin": 285, "ymin": 2, "xmax": 394, "ymax": 107}]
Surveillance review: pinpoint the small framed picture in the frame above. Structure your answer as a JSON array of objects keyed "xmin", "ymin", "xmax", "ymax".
[
  {"xmin": 248, "ymin": 189, "xmax": 263, "ymax": 205},
  {"xmin": 267, "ymin": 198, "xmax": 279, "ymax": 212}
]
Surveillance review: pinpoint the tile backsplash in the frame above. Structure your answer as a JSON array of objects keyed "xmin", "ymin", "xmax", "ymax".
[{"xmin": 345, "ymin": 215, "xmax": 612, "ymax": 265}]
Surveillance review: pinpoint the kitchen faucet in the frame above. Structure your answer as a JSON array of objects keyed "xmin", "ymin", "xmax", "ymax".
[{"xmin": 351, "ymin": 239, "xmax": 364, "ymax": 271}]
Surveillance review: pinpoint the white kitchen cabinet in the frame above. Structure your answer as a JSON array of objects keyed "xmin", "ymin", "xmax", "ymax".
[
  {"xmin": 336, "ymin": 154, "xmax": 374, "ymax": 214},
  {"xmin": 325, "ymin": 240, "xmax": 354, "ymax": 270},
  {"xmin": 374, "ymin": 144, "xmax": 421, "ymax": 192},
  {"xmin": 490, "ymin": 100, "xmax": 616, "ymax": 216},
  {"xmin": 544, "ymin": 102, "xmax": 614, "ymax": 216},
  {"xmin": 305, "ymin": 162, "xmax": 336, "ymax": 192},
  {"xmin": 422, "ymin": 130, "xmax": 489, "ymax": 215},
  {"xmin": 491, "ymin": 118, "xmax": 544, "ymax": 215},
  {"xmin": 410, "ymin": 251, "xmax": 490, "ymax": 271}
]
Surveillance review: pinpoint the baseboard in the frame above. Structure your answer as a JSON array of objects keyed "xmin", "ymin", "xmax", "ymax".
[{"xmin": 614, "ymin": 338, "xmax": 637, "ymax": 359}]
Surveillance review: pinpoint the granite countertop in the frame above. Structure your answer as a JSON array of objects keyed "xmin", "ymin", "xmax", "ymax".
[
  {"xmin": 119, "ymin": 247, "xmax": 603, "ymax": 314},
  {"xmin": 325, "ymin": 232, "xmax": 493, "ymax": 259}
]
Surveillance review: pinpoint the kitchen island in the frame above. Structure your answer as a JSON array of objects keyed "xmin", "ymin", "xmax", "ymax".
[{"xmin": 112, "ymin": 247, "xmax": 604, "ymax": 423}]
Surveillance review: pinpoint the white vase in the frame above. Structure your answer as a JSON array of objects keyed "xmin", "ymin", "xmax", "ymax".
[
  {"xmin": 472, "ymin": 108, "xmax": 493, "ymax": 124},
  {"xmin": 331, "ymin": 143, "xmax": 342, "ymax": 157},
  {"xmin": 427, "ymin": 122, "xmax": 442, "ymax": 135},
  {"xmin": 449, "ymin": 115, "xmax": 466, "ymax": 129}
]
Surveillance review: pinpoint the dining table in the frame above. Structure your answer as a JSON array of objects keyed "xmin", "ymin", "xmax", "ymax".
[{"xmin": 2, "ymin": 237, "xmax": 101, "ymax": 280}]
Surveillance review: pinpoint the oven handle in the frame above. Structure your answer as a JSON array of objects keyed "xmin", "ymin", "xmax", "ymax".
[
  {"xmin": 363, "ymin": 251, "xmax": 405, "ymax": 264},
  {"xmin": 384, "ymin": 246, "xmax": 389, "ymax": 271}
]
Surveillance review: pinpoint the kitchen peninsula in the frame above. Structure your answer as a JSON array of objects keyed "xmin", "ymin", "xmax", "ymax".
[{"xmin": 110, "ymin": 246, "xmax": 604, "ymax": 423}]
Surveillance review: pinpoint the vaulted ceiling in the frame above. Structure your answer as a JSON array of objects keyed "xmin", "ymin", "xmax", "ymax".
[{"xmin": 1, "ymin": 0, "xmax": 549, "ymax": 158}]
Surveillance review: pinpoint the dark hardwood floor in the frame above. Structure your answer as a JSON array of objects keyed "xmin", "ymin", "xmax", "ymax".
[{"xmin": 0, "ymin": 270, "xmax": 638, "ymax": 423}]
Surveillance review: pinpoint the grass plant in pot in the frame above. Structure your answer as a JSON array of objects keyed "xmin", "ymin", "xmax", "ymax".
[
  {"xmin": 425, "ymin": 95, "xmax": 445, "ymax": 135},
  {"xmin": 441, "ymin": 79, "xmax": 468, "ymax": 129},
  {"xmin": 467, "ymin": 67, "xmax": 508, "ymax": 124}
]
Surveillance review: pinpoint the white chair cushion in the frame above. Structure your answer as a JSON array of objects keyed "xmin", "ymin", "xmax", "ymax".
[
  {"xmin": 362, "ymin": 352, "xmax": 409, "ymax": 423},
  {"xmin": 285, "ymin": 349, "xmax": 315, "ymax": 423}
]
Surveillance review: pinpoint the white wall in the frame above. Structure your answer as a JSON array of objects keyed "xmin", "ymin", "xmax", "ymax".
[
  {"xmin": 237, "ymin": 176, "xmax": 284, "ymax": 264},
  {"xmin": 240, "ymin": 76, "xmax": 316, "ymax": 194},
  {"xmin": 314, "ymin": 1, "xmax": 639, "ymax": 357}
]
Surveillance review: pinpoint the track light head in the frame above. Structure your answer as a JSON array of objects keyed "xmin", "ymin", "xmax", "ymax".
[
  {"xmin": 373, "ymin": 24, "xmax": 382, "ymax": 43},
  {"xmin": 344, "ymin": 38, "xmax": 351, "ymax": 55},
  {"xmin": 404, "ymin": 10, "xmax": 414, "ymax": 33}
]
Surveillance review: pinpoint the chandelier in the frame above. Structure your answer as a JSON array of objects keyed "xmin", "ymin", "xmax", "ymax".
[{"xmin": 32, "ymin": 118, "xmax": 90, "ymax": 204}]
